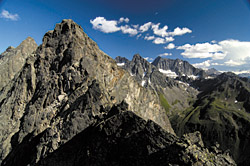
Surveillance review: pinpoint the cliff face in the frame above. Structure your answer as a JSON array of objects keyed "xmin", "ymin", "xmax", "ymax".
[
  {"xmin": 152, "ymin": 56, "xmax": 207, "ymax": 77},
  {"xmin": 0, "ymin": 19, "xmax": 174, "ymax": 165},
  {"xmin": 0, "ymin": 37, "xmax": 37, "ymax": 90},
  {"xmin": 115, "ymin": 54, "xmax": 199, "ymax": 117}
]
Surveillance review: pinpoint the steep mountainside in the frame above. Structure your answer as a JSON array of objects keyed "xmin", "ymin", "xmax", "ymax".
[
  {"xmin": 0, "ymin": 37, "xmax": 37, "ymax": 90},
  {"xmin": 115, "ymin": 54, "xmax": 199, "ymax": 116},
  {"xmin": 0, "ymin": 19, "xmax": 174, "ymax": 165},
  {"xmin": 173, "ymin": 72, "xmax": 250, "ymax": 165},
  {"xmin": 152, "ymin": 56, "xmax": 207, "ymax": 78},
  {"xmin": 205, "ymin": 68, "xmax": 221, "ymax": 76}
]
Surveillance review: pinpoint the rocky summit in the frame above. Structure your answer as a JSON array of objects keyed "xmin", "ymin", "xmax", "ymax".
[{"xmin": 0, "ymin": 19, "xmax": 239, "ymax": 166}]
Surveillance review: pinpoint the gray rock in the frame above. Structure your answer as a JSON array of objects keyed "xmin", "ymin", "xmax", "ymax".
[
  {"xmin": 152, "ymin": 56, "xmax": 207, "ymax": 78},
  {"xmin": 0, "ymin": 37, "xmax": 37, "ymax": 90}
]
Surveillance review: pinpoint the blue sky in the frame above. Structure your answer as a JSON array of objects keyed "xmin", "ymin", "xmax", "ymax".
[{"xmin": 1, "ymin": 0, "xmax": 250, "ymax": 72}]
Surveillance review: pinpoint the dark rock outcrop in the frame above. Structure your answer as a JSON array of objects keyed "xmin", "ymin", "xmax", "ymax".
[
  {"xmin": 115, "ymin": 56, "xmax": 129, "ymax": 64},
  {"xmin": 34, "ymin": 109, "xmax": 235, "ymax": 166}
]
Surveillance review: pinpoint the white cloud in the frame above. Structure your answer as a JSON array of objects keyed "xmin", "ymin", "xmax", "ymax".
[
  {"xmin": 152, "ymin": 37, "xmax": 174, "ymax": 44},
  {"xmin": 144, "ymin": 57, "xmax": 154, "ymax": 61},
  {"xmin": 192, "ymin": 60, "xmax": 211, "ymax": 69},
  {"xmin": 164, "ymin": 43, "xmax": 175, "ymax": 49},
  {"xmin": 120, "ymin": 25, "xmax": 138, "ymax": 36},
  {"xmin": 152, "ymin": 23, "xmax": 169, "ymax": 37},
  {"xmin": 178, "ymin": 39, "xmax": 250, "ymax": 70},
  {"xmin": 90, "ymin": 17, "xmax": 120, "ymax": 33},
  {"xmin": 159, "ymin": 53, "xmax": 172, "ymax": 57},
  {"xmin": 224, "ymin": 60, "xmax": 245, "ymax": 66},
  {"xmin": 139, "ymin": 22, "xmax": 153, "ymax": 33},
  {"xmin": 90, "ymin": 17, "xmax": 192, "ymax": 47},
  {"xmin": 136, "ymin": 34, "xmax": 142, "ymax": 39},
  {"xmin": 211, "ymin": 62, "xmax": 222, "ymax": 66},
  {"xmin": 153, "ymin": 37, "xmax": 166, "ymax": 44},
  {"xmin": 119, "ymin": 17, "xmax": 129, "ymax": 23},
  {"xmin": 169, "ymin": 27, "xmax": 192, "ymax": 36},
  {"xmin": 0, "ymin": 9, "xmax": 19, "ymax": 21},
  {"xmin": 165, "ymin": 37, "xmax": 174, "ymax": 42},
  {"xmin": 177, "ymin": 42, "xmax": 225, "ymax": 59},
  {"xmin": 144, "ymin": 36, "xmax": 155, "ymax": 41},
  {"xmin": 218, "ymin": 40, "xmax": 250, "ymax": 62},
  {"xmin": 132, "ymin": 24, "xmax": 139, "ymax": 29}
]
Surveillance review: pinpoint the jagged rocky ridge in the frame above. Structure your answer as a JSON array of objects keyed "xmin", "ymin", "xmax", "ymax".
[
  {"xmin": 37, "ymin": 107, "xmax": 235, "ymax": 166},
  {"xmin": 152, "ymin": 56, "xmax": 207, "ymax": 78},
  {"xmin": 115, "ymin": 55, "xmax": 199, "ymax": 116},
  {"xmin": 0, "ymin": 37, "xmax": 37, "ymax": 90},
  {"xmin": 0, "ymin": 19, "xmax": 237, "ymax": 166},
  {"xmin": 116, "ymin": 55, "xmax": 250, "ymax": 165}
]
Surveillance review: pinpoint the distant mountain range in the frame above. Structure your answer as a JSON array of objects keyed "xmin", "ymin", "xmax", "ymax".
[
  {"xmin": 1, "ymin": 19, "xmax": 250, "ymax": 165},
  {"xmin": 116, "ymin": 53, "xmax": 250, "ymax": 165}
]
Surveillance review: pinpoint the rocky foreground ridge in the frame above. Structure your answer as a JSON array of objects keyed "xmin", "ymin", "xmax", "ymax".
[{"xmin": 0, "ymin": 19, "xmax": 237, "ymax": 165}]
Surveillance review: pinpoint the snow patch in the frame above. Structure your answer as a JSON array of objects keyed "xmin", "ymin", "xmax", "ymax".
[
  {"xmin": 205, "ymin": 76, "xmax": 214, "ymax": 79},
  {"xmin": 177, "ymin": 81, "xmax": 190, "ymax": 87},
  {"xmin": 159, "ymin": 69, "xmax": 178, "ymax": 78},
  {"xmin": 235, "ymin": 100, "xmax": 238, "ymax": 103},
  {"xmin": 187, "ymin": 75, "xmax": 199, "ymax": 80},
  {"xmin": 130, "ymin": 72, "xmax": 135, "ymax": 76},
  {"xmin": 141, "ymin": 80, "xmax": 146, "ymax": 87},
  {"xmin": 117, "ymin": 63, "xmax": 125, "ymax": 66},
  {"xmin": 143, "ymin": 72, "xmax": 147, "ymax": 78}
]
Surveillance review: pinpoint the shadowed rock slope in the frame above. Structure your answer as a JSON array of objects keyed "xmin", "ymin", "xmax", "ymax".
[
  {"xmin": 37, "ymin": 108, "xmax": 235, "ymax": 166},
  {"xmin": 3, "ymin": 104, "xmax": 235, "ymax": 166},
  {"xmin": 0, "ymin": 19, "xmax": 175, "ymax": 165}
]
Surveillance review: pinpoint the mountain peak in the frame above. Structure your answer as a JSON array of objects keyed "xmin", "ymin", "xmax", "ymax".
[
  {"xmin": 17, "ymin": 37, "xmax": 37, "ymax": 53},
  {"xmin": 0, "ymin": 36, "xmax": 37, "ymax": 90},
  {"xmin": 132, "ymin": 53, "xmax": 144, "ymax": 61},
  {"xmin": 42, "ymin": 19, "xmax": 91, "ymax": 48},
  {"xmin": 5, "ymin": 46, "xmax": 15, "ymax": 52}
]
